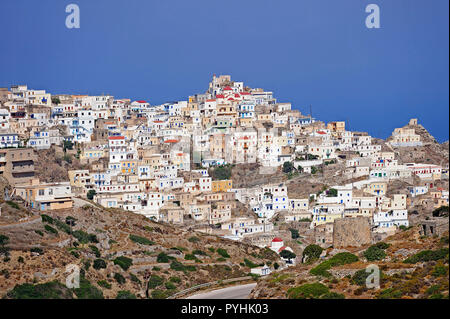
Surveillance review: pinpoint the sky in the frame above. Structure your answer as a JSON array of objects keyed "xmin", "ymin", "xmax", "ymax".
[{"xmin": 0, "ymin": 0, "xmax": 448, "ymax": 142}]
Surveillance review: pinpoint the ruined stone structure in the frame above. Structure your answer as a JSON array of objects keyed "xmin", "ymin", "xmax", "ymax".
[
  {"xmin": 333, "ymin": 217, "xmax": 372, "ymax": 248},
  {"xmin": 419, "ymin": 218, "xmax": 449, "ymax": 237}
]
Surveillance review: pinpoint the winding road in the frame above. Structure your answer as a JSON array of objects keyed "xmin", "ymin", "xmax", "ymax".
[{"xmin": 186, "ymin": 283, "xmax": 257, "ymax": 299}]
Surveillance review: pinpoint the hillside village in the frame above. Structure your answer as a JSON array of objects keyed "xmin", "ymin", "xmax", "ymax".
[{"xmin": 0, "ymin": 75, "xmax": 448, "ymax": 299}]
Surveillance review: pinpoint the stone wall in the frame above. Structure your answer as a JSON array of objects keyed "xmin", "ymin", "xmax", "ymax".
[{"xmin": 333, "ymin": 217, "xmax": 371, "ymax": 248}]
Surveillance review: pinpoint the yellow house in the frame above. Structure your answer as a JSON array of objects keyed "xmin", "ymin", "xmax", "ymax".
[
  {"xmin": 327, "ymin": 121, "xmax": 346, "ymax": 132},
  {"xmin": 313, "ymin": 212, "xmax": 342, "ymax": 226},
  {"xmin": 364, "ymin": 182, "xmax": 387, "ymax": 196},
  {"xmin": 212, "ymin": 180, "xmax": 233, "ymax": 193},
  {"xmin": 121, "ymin": 160, "xmax": 137, "ymax": 174},
  {"xmin": 80, "ymin": 149, "xmax": 105, "ymax": 163}
]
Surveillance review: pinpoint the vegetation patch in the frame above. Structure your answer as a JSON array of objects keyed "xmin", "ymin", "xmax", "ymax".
[
  {"xmin": 217, "ymin": 248, "xmax": 230, "ymax": 258},
  {"xmin": 74, "ymin": 278, "xmax": 104, "ymax": 299},
  {"xmin": 113, "ymin": 256, "xmax": 133, "ymax": 271},
  {"xmin": 116, "ymin": 290, "xmax": 137, "ymax": 299},
  {"xmin": 310, "ymin": 252, "xmax": 359, "ymax": 277},
  {"xmin": 6, "ymin": 281, "xmax": 73, "ymax": 299},
  {"xmin": 93, "ymin": 258, "xmax": 107, "ymax": 270},
  {"xmin": 302, "ymin": 244, "xmax": 323, "ymax": 263},
  {"xmin": 288, "ymin": 282, "xmax": 335, "ymax": 299},
  {"xmin": 363, "ymin": 245, "xmax": 386, "ymax": 261},
  {"xmin": 72, "ymin": 230, "xmax": 98, "ymax": 244},
  {"xmin": 403, "ymin": 248, "xmax": 449, "ymax": 264},
  {"xmin": 129, "ymin": 234, "xmax": 155, "ymax": 246},
  {"xmin": 97, "ymin": 280, "xmax": 111, "ymax": 289},
  {"xmin": 148, "ymin": 275, "xmax": 164, "ymax": 289}
]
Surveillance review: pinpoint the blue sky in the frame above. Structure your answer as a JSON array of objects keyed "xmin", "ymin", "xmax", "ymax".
[{"xmin": 0, "ymin": 0, "xmax": 448, "ymax": 141}]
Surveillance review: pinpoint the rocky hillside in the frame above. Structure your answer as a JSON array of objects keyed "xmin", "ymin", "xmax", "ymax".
[
  {"xmin": 249, "ymin": 226, "xmax": 449, "ymax": 299},
  {"xmin": 387, "ymin": 123, "xmax": 449, "ymax": 165},
  {"xmin": 0, "ymin": 202, "xmax": 279, "ymax": 299}
]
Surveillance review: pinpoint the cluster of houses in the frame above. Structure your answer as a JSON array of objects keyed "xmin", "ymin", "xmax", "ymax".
[{"xmin": 0, "ymin": 76, "xmax": 448, "ymax": 262}]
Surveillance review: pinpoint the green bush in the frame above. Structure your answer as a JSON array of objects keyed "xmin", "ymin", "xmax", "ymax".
[
  {"xmin": 97, "ymin": 280, "xmax": 112, "ymax": 289},
  {"xmin": 150, "ymin": 289, "xmax": 168, "ymax": 299},
  {"xmin": 188, "ymin": 236, "xmax": 200, "ymax": 243},
  {"xmin": 282, "ymin": 161, "xmax": 294, "ymax": 174},
  {"xmin": 210, "ymin": 165, "xmax": 232, "ymax": 180},
  {"xmin": 169, "ymin": 276, "xmax": 181, "ymax": 283},
  {"xmin": 44, "ymin": 225, "xmax": 58, "ymax": 235},
  {"xmin": 130, "ymin": 273, "xmax": 141, "ymax": 284},
  {"xmin": 185, "ymin": 254, "xmax": 200, "ymax": 262},
  {"xmin": 287, "ymin": 282, "xmax": 330, "ymax": 299},
  {"xmin": 302, "ymin": 244, "xmax": 323, "ymax": 263},
  {"xmin": 156, "ymin": 252, "xmax": 170, "ymax": 263},
  {"xmin": 170, "ymin": 260, "xmax": 196, "ymax": 272},
  {"xmin": 322, "ymin": 292, "xmax": 345, "ymax": 299},
  {"xmin": 280, "ymin": 250, "xmax": 296, "ymax": 261},
  {"xmin": 377, "ymin": 288, "xmax": 403, "ymax": 299},
  {"xmin": 0, "ymin": 234, "xmax": 9, "ymax": 246},
  {"xmin": 351, "ymin": 268, "xmax": 384, "ymax": 287},
  {"xmin": 34, "ymin": 230, "xmax": 44, "ymax": 237},
  {"xmin": 192, "ymin": 249, "xmax": 207, "ymax": 256},
  {"xmin": 114, "ymin": 273, "xmax": 126, "ymax": 285},
  {"xmin": 6, "ymin": 281, "xmax": 73, "ymax": 299},
  {"xmin": 72, "ymin": 230, "xmax": 98, "ymax": 244},
  {"xmin": 74, "ymin": 278, "xmax": 104, "ymax": 299},
  {"xmin": 217, "ymin": 248, "xmax": 230, "ymax": 258},
  {"xmin": 116, "ymin": 290, "xmax": 137, "ymax": 299},
  {"xmin": 89, "ymin": 245, "xmax": 101, "ymax": 258},
  {"xmin": 404, "ymin": 248, "xmax": 449, "ymax": 264},
  {"xmin": 244, "ymin": 258, "xmax": 258, "ymax": 268},
  {"xmin": 93, "ymin": 258, "xmax": 107, "ymax": 270},
  {"xmin": 53, "ymin": 219, "xmax": 72, "ymax": 234},
  {"xmin": 165, "ymin": 282, "xmax": 176, "ymax": 290},
  {"xmin": 148, "ymin": 275, "xmax": 164, "ymax": 289},
  {"xmin": 113, "ymin": 256, "xmax": 133, "ymax": 271},
  {"xmin": 310, "ymin": 252, "xmax": 358, "ymax": 277},
  {"xmin": 326, "ymin": 188, "xmax": 338, "ymax": 197},
  {"xmin": 86, "ymin": 190, "xmax": 96, "ymax": 200},
  {"xmin": 289, "ymin": 228, "xmax": 300, "ymax": 239},
  {"xmin": 129, "ymin": 234, "xmax": 155, "ymax": 246},
  {"xmin": 363, "ymin": 246, "xmax": 386, "ymax": 261},
  {"xmin": 41, "ymin": 214, "xmax": 54, "ymax": 224},
  {"xmin": 432, "ymin": 265, "xmax": 448, "ymax": 277},
  {"xmin": 432, "ymin": 206, "xmax": 449, "ymax": 217},
  {"xmin": 351, "ymin": 269, "xmax": 370, "ymax": 286}
]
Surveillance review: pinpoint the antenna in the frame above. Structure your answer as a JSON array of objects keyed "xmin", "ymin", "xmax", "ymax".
[{"xmin": 309, "ymin": 104, "xmax": 312, "ymax": 119}]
